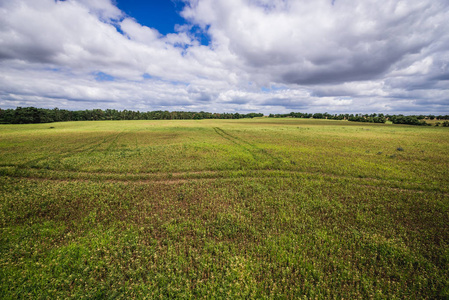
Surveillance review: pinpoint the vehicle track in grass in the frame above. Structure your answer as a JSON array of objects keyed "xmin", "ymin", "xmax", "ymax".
[
  {"xmin": 0, "ymin": 132, "xmax": 121, "ymax": 169},
  {"xmin": 0, "ymin": 131, "xmax": 125, "ymax": 171},
  {"xmin": 1, "ymin": 166, "xmax": 446, "ymax": 196},
  {"xmin": 213, "ymin": 127, "xmax": 284, "ymax": 165},
  {"xmin": 1, "ymin": 126, "xmax": 446, "ymax": 194},
  {"xmin": 104, "ymin": 131, "xmax": 126, "ymax": 154}
]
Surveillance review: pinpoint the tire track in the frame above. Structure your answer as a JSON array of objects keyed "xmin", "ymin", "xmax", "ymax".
[
  {"xmin": 213, "ymin": 127, "xmax": 258, "ymax": 161},
  {"xmin": 2, "ymin": 167, "xmax": 446, "ymax": 196},
  {"xmin": 11, "ymin": 133, "xmax": 121, "ymax": 169},
  {"xmin": 213, "ymin": 127, "xmax": 284, "ymax": 165},
  {"xmin": 105, "ymin": 131, "xmax": 125, "ymax": 153}
]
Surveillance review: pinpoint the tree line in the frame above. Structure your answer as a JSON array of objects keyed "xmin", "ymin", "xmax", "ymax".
[
  {"xmin": 1, "ymin": 107, "xmax": 448, "ymax": 126},
  {"xmin": 269, "ymin": 112, "xmax": 449, "ymax": 126},
  {"xmin": 0, "ymin": 107, "xmax": 263, "ymax": 124}
]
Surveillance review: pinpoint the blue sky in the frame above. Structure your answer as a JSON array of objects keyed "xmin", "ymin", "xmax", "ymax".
[
  {"xmin": 115, "ymin": 0, "xmax": 186, "ymax": 35},
  {"xmin": 115, "ymin": 0, "xmax": 210, "ymax": 46},
  {"xmin": 0, "ymin": 0, "xmax": 448, "ymax": 114}
]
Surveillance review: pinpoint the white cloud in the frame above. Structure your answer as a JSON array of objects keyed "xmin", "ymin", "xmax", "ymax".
[
  {"xmin": 76, "ymin": 0, "xmax": 122, "ymax": 20},
  {"xmin": 184, "ymin": 0, "xmax": 447, "ymax": 84},
  {"xmin": 0, "ymin": 0, "xmax": 448, "ymax": 114}
]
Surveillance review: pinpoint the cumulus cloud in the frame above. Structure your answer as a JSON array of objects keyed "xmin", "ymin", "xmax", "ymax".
[
  {"xmin": 0, "ymin": 0, "xmax": 448, "ymax": 114},
  {"xmin": 184, "ymin": 0, "xmax": 447, "ymax": 83}
]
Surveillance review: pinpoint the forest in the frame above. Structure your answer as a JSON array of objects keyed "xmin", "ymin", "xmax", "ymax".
[
  {"xmin": 270, "ymin": 112, "xmax": 449, "ymax": 126},
  {"xmin": 1, "ymin": 107, "xmax": 449, "ymax": 126},
  {"xmin": 0, "ymin": 107, "xmax": 263, "ymax": 124}
]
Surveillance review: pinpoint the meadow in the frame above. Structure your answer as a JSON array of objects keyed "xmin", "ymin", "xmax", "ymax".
[{"xmin": 0, "ymin": 118, "xmax": 448, "ymax": 299}]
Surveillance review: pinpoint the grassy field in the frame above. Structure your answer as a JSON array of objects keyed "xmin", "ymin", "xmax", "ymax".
[{"xmin": 1, "ymin": 118, "xmax": 448, "ymax": 299}]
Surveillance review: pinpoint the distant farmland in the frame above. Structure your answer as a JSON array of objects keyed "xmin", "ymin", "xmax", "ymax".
[{"xmin": 1, "ymin": 118, "xmax": 448, "ymax": 298}]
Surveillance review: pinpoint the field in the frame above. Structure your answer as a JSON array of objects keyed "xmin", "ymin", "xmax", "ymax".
[{"xmin": 0, "ymin": 118, "xmax": 448, "ymax": 299}]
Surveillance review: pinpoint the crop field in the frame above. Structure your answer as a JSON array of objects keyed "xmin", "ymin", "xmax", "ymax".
[{"xmin": 0, "ymin": 118, "xmax": 448, "ymax": 299}]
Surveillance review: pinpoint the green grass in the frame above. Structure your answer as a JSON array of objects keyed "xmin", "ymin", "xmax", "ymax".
[{"xmin": 1, "ymin": 118, "xmax": 448, "ymax": 299}]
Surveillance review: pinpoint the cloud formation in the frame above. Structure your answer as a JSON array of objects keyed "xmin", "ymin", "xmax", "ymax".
[{"xmin": 0, "ymin": 0, "xmax": 448, "ymax": 114}]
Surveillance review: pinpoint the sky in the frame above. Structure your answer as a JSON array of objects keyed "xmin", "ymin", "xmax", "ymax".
[{"xmin": 0, "ymin": 0, "xmax": 448, "ymax": 115}]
